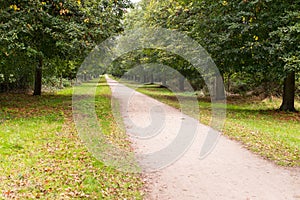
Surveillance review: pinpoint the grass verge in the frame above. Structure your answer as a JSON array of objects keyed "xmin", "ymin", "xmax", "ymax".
[
  {"xmin": 0, "ymin": 77, "xmax": 143, "ymax": 199},
  {"xmin": 136, "ymin": 84, "xmax": 300, "ymax": 167}
]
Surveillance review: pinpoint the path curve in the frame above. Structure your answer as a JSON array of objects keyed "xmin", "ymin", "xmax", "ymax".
[{"xmin": 106, "ymin": 76, "xmax": 300, "ymax": 200}]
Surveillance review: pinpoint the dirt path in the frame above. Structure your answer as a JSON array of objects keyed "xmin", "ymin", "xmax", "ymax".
[{"xmin": 106, "ymin": 76, "xmax": 300, "ymax": 200}]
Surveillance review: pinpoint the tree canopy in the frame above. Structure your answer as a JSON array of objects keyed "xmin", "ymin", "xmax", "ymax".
[
  {"xmin": 116, "ymin": 0, "xmax": 299, "ymax": 111},
  {"xmin": 1, "ymin": 0, "xmax": 299, "ymax": 111},
  {"xmin": 0, "ymin": 0, "xmax": 132, "ymax": 94}
]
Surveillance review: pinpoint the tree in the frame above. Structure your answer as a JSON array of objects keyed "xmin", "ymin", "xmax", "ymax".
[
  {"xmin": 188, "ymin": 0, "xmax": 299, "ymax": 110},
  {"xmin": 121, "ymin": 0, "xmax": 299, "ymax": 111},
  {"xmin": 122, "ymin": 0, "xmax": 207, "ymax": 90},
  {"xmin": 0, "ymin": 0, "xmax": 132, "ymax": 95},
  {"xmin": 270, "ymin": 10, "xmax": 300, "ymax": 111}
]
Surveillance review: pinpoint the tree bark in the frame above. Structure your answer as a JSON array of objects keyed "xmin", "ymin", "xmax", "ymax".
[
  {"xmin": 59, "ymin": 74, "xmax": 63, "ymax": 89},
  {"xmin": 227, "ymin": 73, "xmax": 231, "ymax": 92},
  {"xmin": 150, "ymin": 73, "xmax": 154, "ymax": 84},
  {"xmin": 4, "ymin": 74, "xmax": 9, "ymax": 92},
  {"xmin": 162, "ymin": 71, "xmax": 167, "ymax": 86},
  {"xmin": 33, "ymin": 57, "xmax": 43, "ymax": 96},
  {"xmin": 216, "ymin": 75, "xmax": 225, "ymax": 100},
  {"xmin": 280, "ymin": 71, "xmax": 296, "ymax": 112},
  {"xmin": 179, "ymin": 75, "xmax": 184, "ymax": 91},
  {"xmin": 212, "ymin": 75, "xmax": 225, "ymax": 101}
]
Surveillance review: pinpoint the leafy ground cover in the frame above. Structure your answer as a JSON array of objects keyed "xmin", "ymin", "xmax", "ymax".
[
  {"xmin": 0, "ymin": 78, "xmax": 143, "ymax": 199},
  {"xmin": 136, "ymin": 84, "xmax": 300, "ymax": 167}
]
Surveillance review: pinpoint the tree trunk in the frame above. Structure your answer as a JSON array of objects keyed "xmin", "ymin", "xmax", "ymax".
[
  {"xmin": 59, "ymin": 74, "xmax": 63, "ymax": 88},
  {"xmin": 179, "ymin": 75, "xmax": 184, "ymax": 91},
  {"xmin": 150, "ymin": 73, "xmax": 154, "ymax": 84},
  {"xmin": 280, "ymin": 71, "xmax": 296, "ymax": 112},
  {"xmin": 212, "ymin": 75, "xmax": 225, "ymax": 101},
  {"xmin": 4, "ymin": 74, "xmax": 9, "ymax": 92},
  {"xmin": 33, "ymin": 57, "xmax": 43, "ymax": 96},
  {"xmin": 216, "ymin": 75, "xmax": 225, "ymax": 100},
  {"xmin": 162, "ymin": 72, "xmax": 166, "ymax": 86},
  {"xmin": 227, "ymin": 73, "xmax": 231, "ymax": 92}
]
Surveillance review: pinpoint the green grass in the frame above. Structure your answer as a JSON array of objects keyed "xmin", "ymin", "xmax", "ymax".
[
  {"xmin": 0, "ymin": 77, "xmax": 143, "ymax": 199},
  {"xmin": 136, "ymin": 84, "xmax": 300, "ymax": 167}
]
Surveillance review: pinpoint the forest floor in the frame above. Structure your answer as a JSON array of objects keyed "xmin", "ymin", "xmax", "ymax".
[
  {"xmin": 106, "ymin": 76, "xmax": 300, "ymax": 200},
  {"xmin": 0, "ymin": 78, "xmax": 144, "ymax": 199}
]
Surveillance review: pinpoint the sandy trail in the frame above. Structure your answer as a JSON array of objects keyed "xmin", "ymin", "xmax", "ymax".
[{"xmin": 106, "ymin": 76, "xmax": 300, "ymax": 200}]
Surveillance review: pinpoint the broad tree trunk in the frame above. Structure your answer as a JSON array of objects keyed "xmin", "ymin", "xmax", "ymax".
[
  {"xmin": 33, "ymin": 57, "xmax": 43, "ymax": 96},
  {"xmin": 212, "ymin": 75, "xmax": 225, "ymax": 101},
  {"xmin": 216, "ymin": 75, "xmax": 225, "ymax": 100},
  {"xmin": 280, "ymin": 71, "xmax": 296, "ymax": 112}
]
